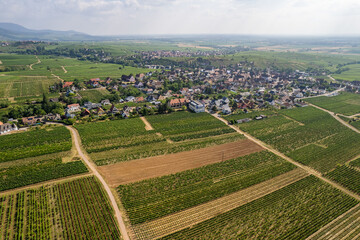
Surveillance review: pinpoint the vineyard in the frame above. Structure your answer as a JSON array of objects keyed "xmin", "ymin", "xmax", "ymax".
[
  {"xmin": 326, "ymin": 165, "xmax": 360, "ymax": 195},
  {"xmin": 236, "ymin": 106, "xmax": 360, "ymax": 173},
  {"xmin": 76, "ymin": 115, "xmax": 243, "ymax": 165},
  {"xmin": 160, "ymin": 176, "xmax": 358, "ymax": 239},
  {"xmin": 306, "ymin": 92, "xmax": 360, "ymax": 116},
  {"xmin": 0, "ymin": 126, "xmax": 72, "ymax": 163},
  {"xmin": 146, "ymin": 111, "xmax": 236, "ymax": 142},
  {"xmin": 0, "ymin": 177, "xmax": 121, "ymax": 239},
  {"xmin": 118, "ymin": 151, "xmax": 295, "ymax": 224},
  {"xmin": 0, "ymin": 157, "xmax": 88, "ymax": 191}
]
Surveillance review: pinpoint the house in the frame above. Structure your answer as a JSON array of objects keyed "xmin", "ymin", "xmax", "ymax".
[
  {"xmin": 189, "ymin": 100, "xmax": 205, "ymax": 113},
  {"xmin": 0, "ymin": 122, "xmax": 18, "ymax": 134},
  {"xmin": 125, "ymin": 96, "xmax": 135, "ymax": 102},
  {"xmin": 45, "ymin": 113, "xmax": 61, "ymax": 121},
  {"xmin": 135, "ymin": 96, "xmax": 145, "ymax": 103},
  {"xmin": 222, "ymin": 106, "xmax": 232, "ymax": 115},
  {"xmin": 22, "ymin": 116, "xmax": 44, "ymax": 125},
  {"xmin": 168, "ymin": 98, "xmax": 187, "ymax": 108},
  {"xmin": 101, "ymin": 99, "xmax": 111, "ymax": 106},
  {"xmin": 63, "ymin": 82, "xmax": 73, "ymax": 89},
  {"xmin": 95, "ymin": 107, "xmax": 105, "ymax": 115},
  {"xmin": 237, "ymin": 118, "xmax": 252, "ymax": 124},
  {"xmin": 88, "ymin": 78, "xmax": 101, "ymax": 87},
  {"xmin": 109, "ymin": 104, "xmax": 120, "ymax": 114},
  {"xmin": 67, "ymin": 104, "xmax": 81, "ymax": 113}
]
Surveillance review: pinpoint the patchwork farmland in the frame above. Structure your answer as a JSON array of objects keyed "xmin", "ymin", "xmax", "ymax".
[{"xmin": 3, "ymin": 108, "xmax": 360, "ymax": 239}]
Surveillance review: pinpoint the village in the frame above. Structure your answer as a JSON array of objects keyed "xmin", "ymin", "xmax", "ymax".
[{"xmin": 0, "ymin": 63, "xmax": 352, "ymax": 134}]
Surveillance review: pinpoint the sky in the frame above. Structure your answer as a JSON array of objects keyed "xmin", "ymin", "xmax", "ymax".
[{"xmin": 1, "ymin": 0, "xmax": 360, "ymax": 36}]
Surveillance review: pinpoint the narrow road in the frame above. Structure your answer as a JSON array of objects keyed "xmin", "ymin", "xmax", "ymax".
[
  {"xmin": 300, "ymin": 87, "xmax": 345, "ymax": 100},
  {"xmin": 66, "ymin": 126, "xmax": 130, "ymax": 240},
  {"xmin": 62, "ymin": 66, "xmax": 68, "ymax": 73},
  {"xmin": 52, "ymin": 73, "xmax": 64, "ymax": 83},
  {"xmin": 29, "ymin": 55, "xmax": 41, "ymax": 70},
  {"xmin": 210, "ymin": 112, "xmax": 360, "ymax": 201}
]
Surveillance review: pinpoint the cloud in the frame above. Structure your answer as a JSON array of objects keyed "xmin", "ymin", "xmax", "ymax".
[{"xmin": 0, "ymin": 0, "xmax": 359, "ymax": 35}]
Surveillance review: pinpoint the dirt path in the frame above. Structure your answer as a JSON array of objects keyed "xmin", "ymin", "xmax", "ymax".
[
  {"xmin": 210, "ymin": 112, "xmax": 360, "ymax": 202},
  {"xmin": 61, "ymin": 66, "xmax": 67, "ymax": 73},
  {"xmin": 66, "ymin": 126, "xmax": 130, "ymax": 240},
  {"xmin": 0, "ymin": 60, "xmax": 2, "ymax": 64},
  {"xmin": 308, "ymin": 103, "xmax": 360, "ymax": 134},
  {"xmin": 140, "ymin": 116, "xmax": 154, "ymax": 131},
  {"xmin": 306, "ymin": 203, "xmax": 360, "ymax": 240},
  {"xmin": 29, "ymin": 56, "xmax": 41, "ymax": 70},
  {"xmin": 52, "ymin": 73, "xmax": 64, "ymax": 83},
  {"xmin": 99, "ymin": 139, "xmax": 263, "ymax": 186},
  {"xmin": 132, "ymin": 169, "xmax": 309, "ymax": 240}
]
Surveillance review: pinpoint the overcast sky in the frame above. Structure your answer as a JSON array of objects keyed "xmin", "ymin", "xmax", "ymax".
[{"xmin": 1, "ymin": 0, "xmax": 360, "ymax": 36}]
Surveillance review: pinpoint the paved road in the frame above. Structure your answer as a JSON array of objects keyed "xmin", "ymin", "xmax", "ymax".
[{"xmin": 67, "ymin": 126, "xmax": 130, "ymax": 240}]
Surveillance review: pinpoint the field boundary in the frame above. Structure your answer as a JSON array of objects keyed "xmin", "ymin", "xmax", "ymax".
[
  {"xmin": 140, "ymin": 116, "xmax": 154, "ymax": 131},
  {"xmin": 132, "ymin": 168, "xmax": 309, "ymax": 240}
]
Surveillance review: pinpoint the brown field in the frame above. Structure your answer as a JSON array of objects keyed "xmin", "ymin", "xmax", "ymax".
[
  {"xmin": 132, "ymin": 168, "xmax": 309, "ymax": 240},
  {"xmin": 98, "ymin": 139, "xmax": 263, "ymax": 186}
]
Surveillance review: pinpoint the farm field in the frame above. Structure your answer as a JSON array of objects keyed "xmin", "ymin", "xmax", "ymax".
[
  {"xmin": 307, "ymin": 204, "xmax": 360, "ymax": 240},
  {"xmin": 0, "ymin": 53, "xmax": 37, "ymax": 67},
  {"xmin": 146, "ymin": 111, "xmax": 236, "ymax": 142},
  {"xmin": 5, "ymin": 55, "xmax": 152, "ymax": 81},
  {"xmin": 117, "ymin": 150, "xmax": 296, "ymax": 225},
  {"xmin": 0, "ymin": 125, "xmax": 89, "ymax": 191},
  {"xmin": 160, "ymin": 176, "xmax": 358, "ymax": 240},
  {"xmin": 306, "ymin": 92, "xmax": 360, "ymax": 116},
  {"xmin": 0, "ymin": 177, "xmax": 121, "ymax": 239},
  {"xmin": 0, "ymin": 125, "xmax": 72, "ymax": 163},
  {"xmin": 0, "ymin": 74, "xmax": 58, "ymax": 99},
  {"xmin": 333, "ymin": 64, "xmax": 360, "ymax": 82},
  {"xmin": 326, "ymin": 165, "xmax": 360, "ymax": 195},
  {"xmin": 98, "ymin": 139, "xmax": 263, "ymax": 185},
  {"xmin": 132, "ymin": 168, "xmax": 309, "ymax": 240},
  {"xmin": 235, "ymin": 106, "xmax": 360, "ymax": 173},
  {"xmin": 79, "ymin": 88, "xmax": 110, "ymax": 102},
  {"xmin": 75, "ymin": 112, "xmax": 243, "ymax": 165}
]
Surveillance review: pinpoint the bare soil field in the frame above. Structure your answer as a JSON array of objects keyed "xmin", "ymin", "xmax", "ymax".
[
  {"xmin": 132, "ymin": 168, "xmax": 309, "ymax": 240},
  {"xmin": 98, "ymin": 139, "xmax": 263, "ymax": 186}
]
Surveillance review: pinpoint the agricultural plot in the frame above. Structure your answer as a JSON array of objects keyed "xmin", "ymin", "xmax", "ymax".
[
  {"xmin": 75, "ymin": 114, "xmax": 243, "ymax": 165},
  {"xmin": 146, "ymin": 111, "xmax": 236, "ymax": 142},
  {"xmin": 306, "ymin": 92, "xmax": 360, "ymax": 116},
  {"xmin": 0, "ymin": 126, "xmax": 72, "ymax": 163},
  {"xmin": 0, "ymin": 74, "xmax": 58, "ymax": 99},
  {"xmin": 98, "ymin": 139, "xmax": 263, "ymax": 185},
  {"xmin": 0, "ymin": 177, "xmax": 121, "ymax": 239},
  {"xmin": 132, "ymin": 168, "xmax": 309, "ymax": 240},
  {"xmin": 117, "ymin": 151, "xmax": 296, "ymax": 225},
  {"xmin": 236, "ymin": 106, "xmax": 360, "ymax": 173},
  {"xmin": 0, "ymin": 54, "xmax": 37, "ymax": 66},
  {"xmin": 326, "ymin": 165, "xmax": 360, "ymax": 195},
  {"xmin": 161, "ymin": 176, "xmax": 358, "ymax": 240},
  {"xmin": 308, "ymin": 204, "xmax": 360, "ymax": 240},
  {"xmin": 0, "ymin": 126, "xmax": 88, "ymax": 191},
  {"xmin": 79, "ymin": 88, "xmax": 110, "ymax": 102},
  {"xmin": 333, "ymin": 64, "xmax": 360, "ymax": 82}
]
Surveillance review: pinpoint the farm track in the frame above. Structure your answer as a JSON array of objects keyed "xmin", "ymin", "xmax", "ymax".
[
  {"xmin": 308, "ymin": 103, "xmax": 360, "ymax": 134},
  {"xmin": 210, "ymin": 112, "xmax": 360, "ymax": 202},
  {"xmin": 307, "ymin": 204, "xmax": 360, "ymax": 240},
  {"xmin": 28, "ymin": 55, "xmax": 41, "ymax": 70},
  {"xmin": 51, "ymin": 73, "xmax": 64, "ymax": 83},
  {"xmin": 67, "ymin": 126, "xmax": 130, "ymax": 240},
  {"xmin": 132, "ymin": 168, "xmax": 309, "ymax": 240},
  {"xmin": 98, "ymin": 139, "xmax": 264, "ymax": 186},
  {"xmin": 61, "ymin": 66, "xmax": 67, "ymax": 73},
  {"xmin": 140, "ymin": 117, "xmax": 154, "ymax": 131}
]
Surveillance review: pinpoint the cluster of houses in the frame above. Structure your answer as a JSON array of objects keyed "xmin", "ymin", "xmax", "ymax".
[{"xmin": 0, "ymin": 121, "xmax": 18, "ymax": 135}]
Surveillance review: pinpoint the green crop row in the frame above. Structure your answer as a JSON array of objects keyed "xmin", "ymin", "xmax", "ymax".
[
  {"xmin": 118, "ymin": 151, "xmax": 295, "ymax": 224},
  {"xmin": 161, "ymin": 176, "xmax": 358, "ymax": 240}
]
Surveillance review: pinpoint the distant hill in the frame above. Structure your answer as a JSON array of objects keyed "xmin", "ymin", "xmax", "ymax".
[{"xmin": 0, "ymin": 22, "xmax": 109, "ymax": 41}]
